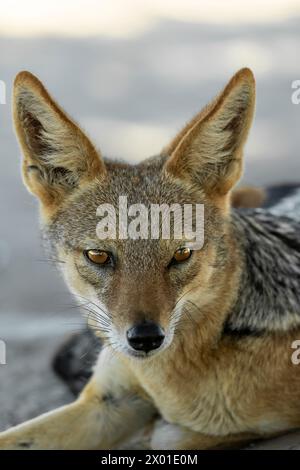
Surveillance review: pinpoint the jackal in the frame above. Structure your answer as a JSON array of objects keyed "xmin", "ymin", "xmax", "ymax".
[{"xmin": 0, "ymin": 68, "xmax": 300, "ymax": 450}]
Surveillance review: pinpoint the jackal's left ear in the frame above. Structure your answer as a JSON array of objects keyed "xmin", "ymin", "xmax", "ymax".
[
  {"xmin": 164, "ymin": 68, "xmax": 255, "ymax": 196},
  {"xmin": 13, "ymin": 71, "xmax": 105, "ymax": 209}
]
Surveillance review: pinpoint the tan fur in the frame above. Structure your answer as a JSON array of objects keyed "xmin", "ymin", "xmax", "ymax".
[
  {"xmin": 13, "ymin": 71, "xmax": 105, "ymax": 214},
  {"xmin": 231, "ymin": 186, "xmax": 266, "ymax": 208},
  {"xmin": 164, "ymin": 68, "xmax": 255, "ymax": 197},
  {"xmin": 0, "ymin": 68, "xmax": 299, "ymax": 450}
]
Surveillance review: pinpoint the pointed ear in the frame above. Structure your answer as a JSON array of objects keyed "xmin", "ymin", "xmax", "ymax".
[
  {"xmin": 13, "ymin": 71, "xmax": 105, "ymax": 210},
  {"xmin": 163, "ymin": 68, "xmax": 255, "ymax": 197}
]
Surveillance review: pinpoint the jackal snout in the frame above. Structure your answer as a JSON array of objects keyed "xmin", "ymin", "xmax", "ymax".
[{"xmin": 104, "ymin": 273, "xmax": 176, "ymax": 357}]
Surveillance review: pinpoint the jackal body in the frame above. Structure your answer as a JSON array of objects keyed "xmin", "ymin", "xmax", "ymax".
[{"xmin": 0, "ymin": 68, "xmax": 300, "ymax": 449}]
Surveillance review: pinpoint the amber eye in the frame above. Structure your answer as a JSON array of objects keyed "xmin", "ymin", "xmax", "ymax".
[
  {"xmin": 85, "ymin": 249, "xmax": 111, "ymax": 265},
  {"xmin": 173, "ymin": 247, "xmax": 192, "ymax": 263}
]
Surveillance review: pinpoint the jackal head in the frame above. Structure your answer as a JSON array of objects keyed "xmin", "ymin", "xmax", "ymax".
[{"xmin": 13, "ymin": 68, "xmax": 255, "ymax": 359}]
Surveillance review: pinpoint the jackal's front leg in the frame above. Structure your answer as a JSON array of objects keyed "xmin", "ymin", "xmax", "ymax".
[
  {"xmin": 0, "ymin": 349, "xmax": 155, "ymax": 450},
  {"xmin": 151, "ymin": 420, "xmax": 261, "ymax": 450}
]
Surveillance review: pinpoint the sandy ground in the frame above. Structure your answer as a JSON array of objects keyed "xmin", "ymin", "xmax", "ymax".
[
  {"xmin": 0, "ymin": 18, "xmax": 300, "ymax": 448},
  {"xmin": 0, "ymin": 317, "xmax": 73, "ymax": 429}
]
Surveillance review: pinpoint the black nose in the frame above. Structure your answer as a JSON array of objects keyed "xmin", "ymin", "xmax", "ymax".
[{"xmin": 126, "ymin": 321, "xmax": 165, "ymax": 353}]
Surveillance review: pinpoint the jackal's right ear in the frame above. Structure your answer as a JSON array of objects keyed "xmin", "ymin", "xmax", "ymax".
[{"xmin": 13, "ymin": 71, "xmax": 105, "ymax": 210}]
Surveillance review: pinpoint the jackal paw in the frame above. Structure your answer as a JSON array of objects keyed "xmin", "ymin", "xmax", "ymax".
[{"xmin": 150, "ymin": 419, "xmax": 187, "ymax": 450}]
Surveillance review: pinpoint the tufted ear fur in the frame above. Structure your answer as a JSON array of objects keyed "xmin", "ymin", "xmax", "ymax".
[
  {"xmin": 164, "ymin": 68, "xmax": 255, "ymax": 198},
  {"xmin": 13, "ymin": 71, "xmax": 105, "ymax": 210}
]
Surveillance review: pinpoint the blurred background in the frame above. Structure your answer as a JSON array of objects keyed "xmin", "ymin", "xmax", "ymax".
[{"xmin": 0, "ymin": 0, "xmax": 300, "ymax": 429}]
